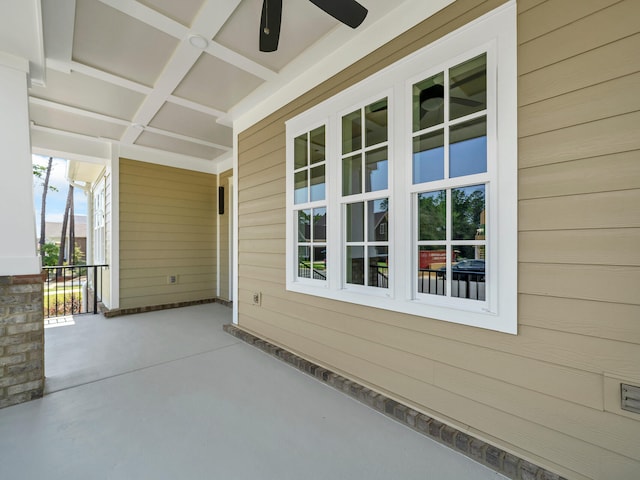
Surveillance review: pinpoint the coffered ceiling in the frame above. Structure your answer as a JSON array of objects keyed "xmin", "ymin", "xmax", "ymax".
[{"xmin": 19, "ymin": 0, "xmax": 404, "ymax": 168}]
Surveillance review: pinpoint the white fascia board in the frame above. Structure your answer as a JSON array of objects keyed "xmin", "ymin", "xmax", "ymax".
[
  {"xmin": 231, "ymin": 0, "xmax": 454, "ymax": 133},
  {"xmin": 118, "ymin": 143, "xmax": 217, "ymax": 174}
]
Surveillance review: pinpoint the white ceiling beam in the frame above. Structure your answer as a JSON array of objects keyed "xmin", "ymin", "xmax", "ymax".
[
  {"xmin": 96, "ymin": 0, "xmax": 187, "ymax": 40},
  {"xmin": 166, "ymin": 95, "xmax": 227, "ymax": 119},
  {"xmin": 29, "ymin": 96, "xmax": 130, "ymax": 126},
  {"xmin": 206, "ymin": 41, "xmax": 278, "ymax": 82},
  {"xmin": 70, "ymin": 61, "xmax": 153, "ymax": 95},
  {"xmin": 144, "ymin": 126, "xmax": 231, "ymax": 152}
]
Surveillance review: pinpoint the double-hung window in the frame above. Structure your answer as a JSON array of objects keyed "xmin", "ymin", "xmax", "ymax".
[{"xmin": 285, "ymin": 4, "xmax": 517, "ymax": 333}]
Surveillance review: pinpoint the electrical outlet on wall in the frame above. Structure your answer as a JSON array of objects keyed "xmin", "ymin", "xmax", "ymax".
[
  {"xmin": 167, "ymin": 275, "xmax": 178, "ymax": 284},
  {"xmin": 252, "ymin": 292, "xmax": 262, "ymax": 306}
]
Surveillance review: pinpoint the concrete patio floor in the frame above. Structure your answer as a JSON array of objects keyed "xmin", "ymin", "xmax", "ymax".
[{"xmin": 0, "ymin": 303, "xmax": 505, "ymax": 479}]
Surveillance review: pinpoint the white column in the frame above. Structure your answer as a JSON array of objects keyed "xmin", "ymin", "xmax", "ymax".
[{"xmin": 0, "ymin": 61, "xmax": 40, "ymax": 275}]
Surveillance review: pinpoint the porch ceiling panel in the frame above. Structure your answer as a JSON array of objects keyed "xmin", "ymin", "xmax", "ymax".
[
  {"xmin": 213, "ymin": 0, "xmax": 337, "ymax": 72},
  {"xmin": 72, "ymin": 0, "xmax": 179, "ymax": 86},
  {"xmin": 149, "ymin": 102, "xmax": 233, "ymax": 146},
  {"xmin": 173, "ymin": 53, "xmax": 265, "ymax": 112},
  {"xmin": 135, "ymin": 130, "xmax": 228, "ymax": 159},
  {"xmin": 26, "ymin": 0, "xmax": 418, "ymax": 168},
  {"xmin": 29, "ymin": 69, "xmax": 145, "ymax": 121},
  {"xmin": 137, "ymin": 0, "xmax": 206, "ymax": 27},
  {"xmin": 30, "ymin": 104, "xmax": 127, "ymax": 141}
]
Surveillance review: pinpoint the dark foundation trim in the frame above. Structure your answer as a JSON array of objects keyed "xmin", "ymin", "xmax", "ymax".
[
  {"xmin": 104, "ymin": 298, "xmax": 231, "ymax": 317},
  {"xmin": 223, "ymin": 323, "xmax": 567, "ymax": 480}
]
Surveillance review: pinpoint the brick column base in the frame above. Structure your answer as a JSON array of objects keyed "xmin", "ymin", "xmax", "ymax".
[{"xmin": 0, "ymin": 273, "xmax": 45, "ymax": 409}]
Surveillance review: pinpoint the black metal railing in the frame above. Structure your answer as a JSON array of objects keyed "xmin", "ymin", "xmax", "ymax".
[
  {"xmin": 369, "ymin": 264, "xmax": 388, "ymax": 288},
  {"xmin": 418, "ymin": 269, "xmax": 485, "ymax": 300},
  {"xmin": 298, "ymin": 262, "xmax": 327, "ymax": 280},
  {"xmin": 43, "ymin": 264, "xmax": 109, "ymax": 319}
]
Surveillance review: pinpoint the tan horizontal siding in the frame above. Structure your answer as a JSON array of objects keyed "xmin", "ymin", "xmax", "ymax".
[
  {"xmin": 236, "ymin": 1, "xmax": 640, "ymax": 479},
  {"xmin": 519, "ymin": 33, "xmax": 640, "ymax": 106},
  {"xmin": 119, "ymin": 158, "xmax": 217, "ymax": 309}
]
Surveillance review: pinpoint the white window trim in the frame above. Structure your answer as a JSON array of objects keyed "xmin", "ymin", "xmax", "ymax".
[{"xmin": 286, "ymin": 3, "xmax": 517, "ymax": 334}]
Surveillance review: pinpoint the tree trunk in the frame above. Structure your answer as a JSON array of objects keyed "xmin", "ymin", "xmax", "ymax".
[
  {"xmin": 39, "ymin": 157, "xmax": 53, "ymax": 257},
  {"xmin": 58, "ymin": 184, "xmax": 74, "ymax": 266}
]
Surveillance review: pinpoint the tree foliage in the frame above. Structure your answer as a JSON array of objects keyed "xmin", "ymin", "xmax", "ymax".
[{"xmin": 41, "ymin": 242, "xmax": 59, "ymax": 267}]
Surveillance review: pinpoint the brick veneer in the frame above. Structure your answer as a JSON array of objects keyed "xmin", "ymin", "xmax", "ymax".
[
  {"xmin": 223, "ymin": 323, "xmax": 567, "ymax": 480},
  {"xmin": 0, "ymin": 274, "xmax": 45, "ymax": 409},
  {"xmin": 103, "ymin": 298, "xmax": 230, "ymax": 318}
]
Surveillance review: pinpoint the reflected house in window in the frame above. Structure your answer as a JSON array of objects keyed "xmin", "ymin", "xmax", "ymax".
[{"xmin": 373, "ymin": 210, "xmax": 388, "ymax": 239}]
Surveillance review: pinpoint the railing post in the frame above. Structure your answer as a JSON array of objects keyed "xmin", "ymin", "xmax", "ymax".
[{"xmin": 93, "ymin": 265, "xmax": 98, "ymax": 314}]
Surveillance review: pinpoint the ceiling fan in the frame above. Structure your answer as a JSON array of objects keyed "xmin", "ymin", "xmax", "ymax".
[
  {"xmin": 260, "ymin": 0, "xmax": 368, "ymax": 52},
  {"xmin": 419, "ymin": 70, "xmax": 486, "ymax": 114}
]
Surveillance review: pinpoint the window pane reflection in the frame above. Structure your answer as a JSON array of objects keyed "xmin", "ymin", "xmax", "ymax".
[
  {"xmin": 342, "ymin": 154, "xmax": 362, "ymax": 196},
  {"xmin": 365, "ymin": 99, "xmax": 388, "ymax": 147},
  {"xmin": 313, "ymin": 246, "xmax": 327, "ymax": 279},
  {"xmin": 313, "ymin": 208, "xmax": 326, "ymax": 242},
  {"xmin": 452, "ymin": 184, "xmax": 485, "ymax": 241},
  {"xmin": 450, "ymin": 53, "xmax": 486, "ymax": 120},
  {"xmin": 368, "ymin": 246, "xmax": 388, "ymax": 288},
  {"xmin": 413, "ymin": 130, "xmax": 444, "ymax": 184},
  {"xmin": 346, "ymin": 246, "xmax": 364, "ymax": 285},
  {"xmin": 298, "ymin": 209, "xmax": 310, "ymax": 242},
  {"xmin": 365, "ymin": 147, "xmax": 388, "ymax": 192},
  {"xmin": 294, "ymin": 170, "xmax": 308, "ymax": 204},
  {"xmin": 450, "ymin": 117, "xmax": 486, "ymax": 178},
  {"xmin": 413, "ymin": 72, "xmax": 445, "ymax": 132},
  {"xmin": 342, "ymin": 109, "xmax": 361, "ymax": 154},
  {"xmin": 309, "ymin": 126, "xmax": 325, "ymax": 164},
  {"xmin": 367, "ymin": 199, "xmax": 388, "ymax": 242},
  {"xmin": 450, "ymin": 246, "xmax": 486, "ymax": 301},
  {"xmin": 346, "ymin": 202, "xmax": 364, "ymax": 242},
  {"xmin": 418, "ymin": 191, "xmax": 446, "ymax": 241},
  {"xmin": 418, "ymin": 245, "xmax": 447, "ymax": 296},
  {"xmin": 310, "ymin": 165, "xmax": 325, "ymax": 202},
  {"xmin": 294, "ymin": 134, "xmax": 307, "ymax": 169},
  {"xmin": 298, "ymin": 246, "xmax": 311, "ymax": 279}
]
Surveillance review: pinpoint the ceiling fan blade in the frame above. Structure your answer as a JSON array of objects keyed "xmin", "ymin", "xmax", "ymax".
[
  {"xmin": 309, "ymin": 0, "xmax": 368, "ymax": 28},
  {"xmin": 260, "ymin": 0, "xmax": 282, "ymax": 52}
]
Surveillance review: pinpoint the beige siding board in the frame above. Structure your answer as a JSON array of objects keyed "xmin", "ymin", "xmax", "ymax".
[
  {"xmin": 248, "ymin": 286, "xmax": 603, "ymax": 410},
  {"xmin": 120, "ymin": 183, "xmax": 215, "ymax": 203},
  {"xmin": 518, "ymin": 72, "xmax": 640, "ymax": 138},
  {"xmin": 238, "ymin": 178, "xmax": 285, "ymax": 203},
  {"xmin": 241, "ymin": 252, "xmax": 285, "ymax": 270},
  {"xmin": 520, "ymin": 263, "xmax": 640, "ymax": 305},
  {"xmin": 519, "ymin": 151, "xmax": 640, "ymax": 199},
  {"xmin": 120, "ymin": 230, "xmax": 214, "ymax": 242},
  {"xmin": 239, "ymin": 239, "xmax": 284, "ymax": 255},
  {"xmin": 120, "ymin": 249, "xmax": 214, "ymax": 260},
  {"xmin": 238, "ymin": 193, "xmax": 285, "ymax": 216},
  {"xmin": 238, "ymin": 313, "xmax": 637, "ymax": 480},
  {"xmin": 519, "ymin": 111, "xmax": 640, "ymax": 168},
  {"xmin": 238, "ymin": 135, "xmax": 284, "ymax": 167},
  {"xmin": 519, "ymin": 295, "xmax": 640, "ymax": 344},
  {"xmin": 517, "ymin": 0, "xmax": 551, "ymax": 14},
  {"xmin": 238, "ymin": 209, "xmax": 284, "ymax": 228},
  {"xmin": 120, "ymin": 290, "xmax": 215, "ymax": 309},
  {"xmin": 434, "ymin": 363, "xmax": 640, "ymax": 461},
  {"xmin": 519, "ymin": 33, "xmax": 640, "ymax": 106},
  {"xmin": 519, "ymin": 229, "xmax": 640, "ymax": 266},
  {"xmin": 119, "ymin": 221, "xmax": 212, "ymax": 234},
  {"xmin": 238, "ymin": 224, "xmax": 283, "ymax": 240},
  {"xmin": 120, "ymin": 274, "xmax": 215, "ymax": 289},
  {"xmin": 119, "ymin": 159, "xmax": 216, "ymax": 309},
  {"xmin": 518, "ymin": 0, "xmax": 640, "ymax": 75},
  {"xmin": 241, "ymin": 163, "xmax": 284, "ymax": 190},
  {"xmin": 517, "ymin": 0, "xmax": 620, "ymax": 44},
  {"xmin": 120, "ymin": 159, "xmax": 215, "ymax": 186},
  {"xmin": 239, "ymin": 149, "xmax": 285, "ymax": 179},
  {"xmin": 519, "ymin": 189, "xmax": 640, "ymax": 231},
  {"xmin": 238, "ymin": 264, "xmax": 284, "ymax": 284},
  {"xmin": 120, "ymin": 202, "xmax": 215, "ymax": 219}
]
